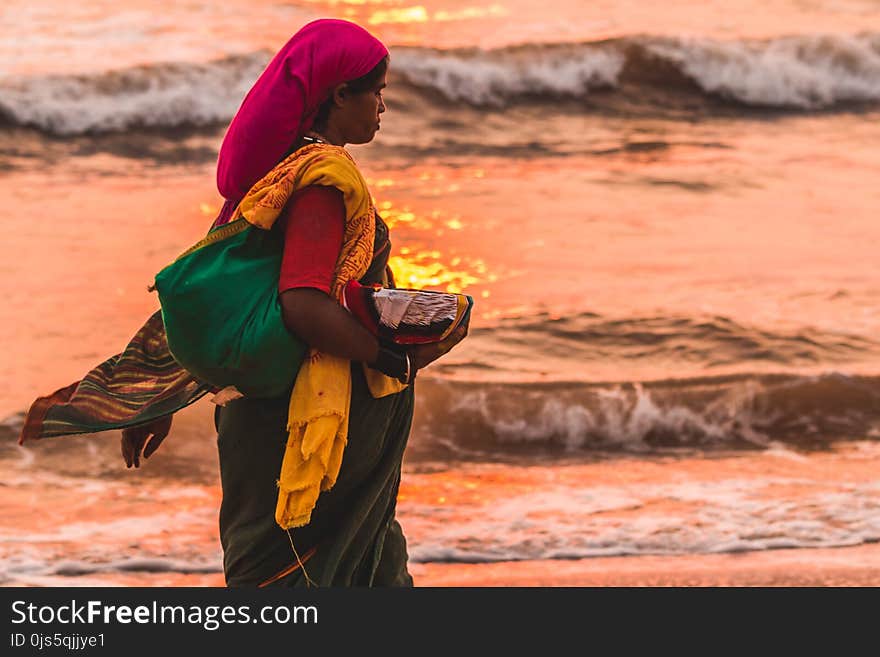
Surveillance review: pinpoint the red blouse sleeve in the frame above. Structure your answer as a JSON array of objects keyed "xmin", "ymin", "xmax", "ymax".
[{"xmin": 278, "ymin": 185, "xmax": 345, "ymax": 294}]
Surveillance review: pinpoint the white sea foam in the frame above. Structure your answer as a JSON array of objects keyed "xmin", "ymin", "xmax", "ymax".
[
  {"xmin": 391, "ymin": 45, "xmax": 625, "ymax": 106},
  {"xmin": 411, "ymin": 371, "xmax": 880, "ymax": 457},
  {"xmin": 443, "ymin": 380, "xmax": 774, "ymax": 452},
  {"xmin": 0, "ymin": 506, "xmax": 222, "ymax": 584},
  {"xmin": 645, "ymin": 33, "xmax": 880, "ymax": 108},
  {"xmin": 0, "ymin": 53, "xmax": 271, "ymax": 135},
  {"xmin": 392, "ymin": 34, "xmax": 880, "ymax": 108},
  {"xmin": 403, "ymin": 474, "xmax": 880, "ymax": 563}
]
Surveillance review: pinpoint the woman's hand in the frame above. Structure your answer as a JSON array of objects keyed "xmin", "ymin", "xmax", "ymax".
[
  {"xmin": 121, "ymin": 415, "xmax": 172, "ymax": 468},
  {"xmin": 410, "ymin": 315, "xmax": 470, "ymax": 371}
]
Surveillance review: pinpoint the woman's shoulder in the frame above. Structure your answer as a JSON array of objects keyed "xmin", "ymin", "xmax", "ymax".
[
  {"xmin": 289, "ymin": 184, "xmax": 344, "ymax": 206},
  {"xmin": 294, "ymin": 183, "xmax": 344, "ymax": 196},
  {"xmin": 279, "ymin": 185, "xmax": 345, "ymax": 231}
]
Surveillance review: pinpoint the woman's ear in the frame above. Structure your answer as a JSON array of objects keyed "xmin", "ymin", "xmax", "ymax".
[{"xmin": 331, "ymin": 83, "xmax": 348, "ymax": 108}]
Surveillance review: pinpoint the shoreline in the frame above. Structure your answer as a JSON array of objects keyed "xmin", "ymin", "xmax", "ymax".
[
  {"xmin": 7, "ymin": 544, "xmax": 879, "ymax": 587},
  {"xmin": 410, "ymin": 543, "xmax": 880, "ymax": 587}
]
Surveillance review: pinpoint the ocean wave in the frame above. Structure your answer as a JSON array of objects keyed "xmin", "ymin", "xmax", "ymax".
[
  {"xmin": 0, "ymin": 52, "xmax": 271, "ymax": 136},
  {"xmin": 7, "ymin": 372, "xmax": 880, "ymax": 462},
  {"xmin": 1, "ymin": 33, "xmax": 878, "ymax": 135},
  {"xmin": 5, "ymin": 311, "xmax": 880, "ymax": 459},
  {"xmin": 432, "ymin": 312, "xmax": 880, "ymax": 384},
  {"xmin": 408, "ymin": 372, "xmax": 880, "ymax": 460},
  {"xmin": 394, "ymin": 32, "xmax": 880, "ymax": 109}
]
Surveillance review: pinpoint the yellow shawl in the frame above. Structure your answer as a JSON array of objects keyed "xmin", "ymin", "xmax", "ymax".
[{"xmin": 234, "ymin": 143, "xmax": 406, "ymax": 530}]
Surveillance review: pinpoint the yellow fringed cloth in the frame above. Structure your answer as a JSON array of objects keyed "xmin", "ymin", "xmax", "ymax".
[{"xmin": 234, "ymin": 143, "xmax": 407, "ymax": 530}]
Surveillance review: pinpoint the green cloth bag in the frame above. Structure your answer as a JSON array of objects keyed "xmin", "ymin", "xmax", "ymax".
[{"xmin": 152, "ymin": 218, "xmax": 306, "ymax": 398}]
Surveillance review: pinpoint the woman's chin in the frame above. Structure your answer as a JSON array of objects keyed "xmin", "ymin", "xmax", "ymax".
[{"xmin": 355, "ymin": 131, "xmax": 378, "ymax": 145}]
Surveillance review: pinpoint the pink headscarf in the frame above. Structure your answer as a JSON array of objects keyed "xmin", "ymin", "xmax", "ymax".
[{"xmin": 214, "ymin": 19, "xmax": 388, "ymax": 225}]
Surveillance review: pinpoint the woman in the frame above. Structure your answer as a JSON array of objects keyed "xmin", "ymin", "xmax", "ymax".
[{"xmin": 22, "ymin": 19, "xmax": 468, "ymax": 587}]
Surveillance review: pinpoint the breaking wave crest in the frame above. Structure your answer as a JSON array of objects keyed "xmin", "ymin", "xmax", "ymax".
[
  {"xmin": 2, "ymin": 33, "xmax": 879, "ymax": 135},
  {"xmin": 394, "ymin": 32, "xmax": 880, "ymax": 109},
  {"xmin": 409, "ymin": 373, "xmax": 880, "ymax": 460}
]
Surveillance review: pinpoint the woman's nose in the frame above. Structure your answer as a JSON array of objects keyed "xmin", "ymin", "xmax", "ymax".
[{"xmin": 378, "ymin": 97, "xmax": 386, "ymax": 114}]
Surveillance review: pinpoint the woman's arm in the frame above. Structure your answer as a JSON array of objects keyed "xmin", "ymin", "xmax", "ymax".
[
  {"xmin": 279, "ymin": 287, "xmax": 379, "ymax": 363},
  {"xmin": 282, "ymin": 288, "xmax": 471, "ymax": 382},
  {"xmin": 277, "ymin": 185, "xmax": 380, "ymax": 363}
]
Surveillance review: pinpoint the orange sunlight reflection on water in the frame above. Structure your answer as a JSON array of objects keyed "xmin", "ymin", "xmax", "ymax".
[
  {"xmin": 300, "ymin": 0, "xmax": 508, "ymax": 27},
  {"xmin": 368, "ymin": 179, "xmax": 499, "ymax": 299},
  {"xmin": 388, "ymin": 251, "xmax": 487, "ymax": 293},
  {"xmin": 370, "ymin": 193, "xmax": 503, "ymax": 300}
]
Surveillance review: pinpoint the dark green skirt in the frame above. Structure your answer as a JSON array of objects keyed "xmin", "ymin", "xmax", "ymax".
[{"xmin": 215, "ymin": 363, "xmax": 415, "ymax": 587}]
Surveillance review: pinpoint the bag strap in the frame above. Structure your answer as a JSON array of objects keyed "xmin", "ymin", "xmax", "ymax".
[{"xmin": 148, "ymin": 218, "xmax": 251, "ymax": 292}]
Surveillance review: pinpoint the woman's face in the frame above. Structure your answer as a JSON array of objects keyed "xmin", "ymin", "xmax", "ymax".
[{"xmin": 330, "ymin": 70, "xmax": 387, "ymax": 145}]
